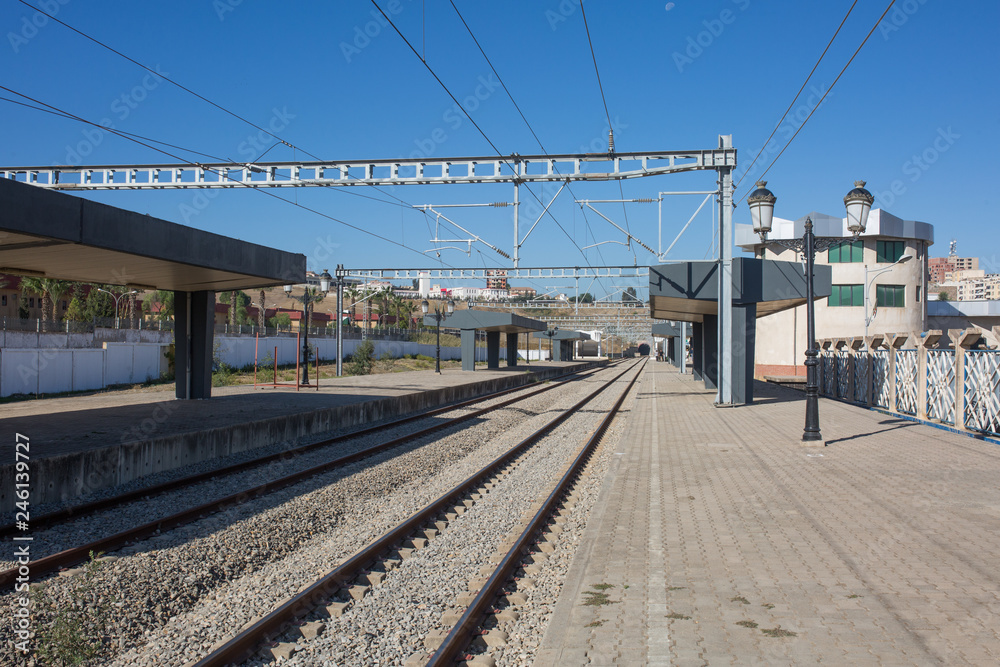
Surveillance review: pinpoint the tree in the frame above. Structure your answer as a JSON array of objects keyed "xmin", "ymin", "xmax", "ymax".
[
  {"xmin": 345, "ymin": 286, "xmax": 363, "ymax": 325},
  {"xmin": 347, "ymin": 339, "xmax": 375, "ymax": 375},
  {"xmin": 63, "ymin": 296, "xmax": 87, "ymax": 322},
  {"xmin": 143, "ymin": 290, "xmax": 174, "ymax": 321},
  {"xmin": 257, "ymin": 289, "xmax": 266, "ymax": 329},
  {"xmin": 571, "ymin": 292, "xmax": 595, "ymax": 304},
  {"xmin": 269, "ymin": 312, "xmax": 292, "ymax": 331},
  {"xmin": 622, "ymin": 287, "xmax": 640, "ymax": 304},
  {"xmin": 938, "ymin": 291, "xmax": 950, "ymax": 302}
]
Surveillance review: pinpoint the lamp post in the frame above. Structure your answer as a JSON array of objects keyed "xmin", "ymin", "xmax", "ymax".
[
  {"xmin": 864, "ymin": 254, "xmax": 913, "ymax": 342},
  {"xmin": 542, "ymin": 326, "xmax": 559, "ymax": 361},
  {"xmin": 284, "ymin": 269, "xmax": 332, "ymax": 386},
  {"xmin": 95, "ymin": 288, "xmax": 138, "ymax": 329},
  {"xmin": 748, "ymin": 180, "xmax": 874, "ymax": 443},
  {"xmin": 421, "ymin": 298, "xmax": 455, "ymax": 373}
]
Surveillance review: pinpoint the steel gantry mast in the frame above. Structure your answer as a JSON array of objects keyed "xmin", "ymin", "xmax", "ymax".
[{"xmin": 3, "ymin": 139, "xmax": 738, "ymax": 404}]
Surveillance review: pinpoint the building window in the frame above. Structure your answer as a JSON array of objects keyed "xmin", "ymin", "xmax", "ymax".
[
  {"xmin": 29, "ymin": 297, "xmax": 35, "ymax": 308},
  {"xmin": 828, "ymin": 284, "xmax": 863, "ymax": 307},
  {"xmin": 62, "ymin": 300, "xmax": 68, "ymax": 310},
  {"xmin": 916, "ymin": 286, "xmax": 921, "ymax": 303},
  {"xmin": 1, "ymin": 295, "xmax": 5, "ymax": 306},
  {"xmin": 828, "ymin": 240, "xmax": 863, "ymax": 263},
  {"xmin": 876, "ymin": 240, "xmax": 905, "ymax": 263},
  {"xmin": 876, "ymin": 284, "xmax": 905, "ymax": 308}
]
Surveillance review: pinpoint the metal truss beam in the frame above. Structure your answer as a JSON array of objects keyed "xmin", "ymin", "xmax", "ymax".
[
  {"xmin": 339, "ymin": 266, "xmax": 649, "ymax": 282},
  {"xmin": 2, "ymin": 148, "xmax": 736, "ymax": 190}
]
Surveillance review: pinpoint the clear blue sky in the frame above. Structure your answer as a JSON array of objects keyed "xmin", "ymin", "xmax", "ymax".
[{"xmin": 3, "ymin": 1, "xmax": 998, "ymax": 297}]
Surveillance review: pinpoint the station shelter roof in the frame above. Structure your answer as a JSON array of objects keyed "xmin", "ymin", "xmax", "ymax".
[
  {"xmin": 648, "ymin": 258, "xmax": 831, "ymax": 324},
  {"xmin": 423, "ymin": 309, "xmax": 546, "ymax": 333},
  {"xmin": 0, "ymin": 177, "xmax": 303, "ymax": 292}
]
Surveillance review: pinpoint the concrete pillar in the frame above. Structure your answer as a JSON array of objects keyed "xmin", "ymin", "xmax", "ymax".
[
  {"xmin": 888, "ymin": 333, "xmax": 908, "ymax": 413},
  {"xmin": 956, "ymin": 329, "xmax": 982, "ymax": 432},
  {"xmin": 506, "ymin": 332, "xmax": 518, "ymax": 367},
  {"xmin": 460, "ymin": 329, "xmax": 476, "ymax": 371},
  {"xmin": 174, "ymin": 290, "xmax": 215, "ymax": 399},
  {"xmin": 865, "ymin": 335, "xmax": 885, "ymax": 407},
  {"xmin": 702, "ymin": 314, "xmax": 718, "ymax": 391},
  {"xmin": 672, "ymin": 335, "xmax": 683, "ymax": 368},
  {"xmin": 917, "ymin": 330, "xmax": 942, "ymax": 420},
  {"xmin": 692, "ymin": 322, "xmax": 704, "ymax": 382},
  {"xmin": 732, "ymin": 303, "xmax": 756, "ymax": 405},
  {"xmin": 486, "ymin": 330, "xmax": 500, "ymax": 369}
]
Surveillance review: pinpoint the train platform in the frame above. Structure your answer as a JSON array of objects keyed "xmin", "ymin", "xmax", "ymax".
[
  {"xmin": 0, "ymin": 361, "xmax": 599, "ymax": 512},
  {"xmin": 537, "ymin": 361, "xmax": 1000, "ymax": 665}
]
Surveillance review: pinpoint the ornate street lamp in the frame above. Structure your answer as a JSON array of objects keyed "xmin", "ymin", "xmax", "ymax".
[
  {"xmin": 422, "ymin": 298, "xmax": 455, "ymax": 373},
  {"xmin": 749, "ymin": 180, "xmax": 874, "ymax": 443},
  {"xmin": 285, "ymin": 269, "xmax": 333, "ymax": 386}
]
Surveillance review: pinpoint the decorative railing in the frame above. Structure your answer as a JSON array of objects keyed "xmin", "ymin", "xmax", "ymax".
[{"xmin": 817, "ymin": 331, "xmax": 1000, "ymax": 437}]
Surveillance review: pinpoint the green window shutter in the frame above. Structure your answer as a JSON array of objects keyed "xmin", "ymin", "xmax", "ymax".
[{"xmin": 852, "ymin": 284, "xmax": 864, "ymax": 306}]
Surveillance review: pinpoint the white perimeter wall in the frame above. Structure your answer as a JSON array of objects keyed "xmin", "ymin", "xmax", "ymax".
[{"xmin": 0, "ymin": 336, "xmax": 472, "ymax": 397}]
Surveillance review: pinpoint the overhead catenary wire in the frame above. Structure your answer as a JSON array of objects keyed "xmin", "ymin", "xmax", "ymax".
[
  {"xmin": 445, "ymin": 0, "xmax": 622, "ymax": 294},
  {"xmin": 735, "ymin": 0, "xmax": 898, "ymax": 206},
  {"xmin": 733, "ymin": 0, "xmax": 860, "ymax": 195},
  {"xmin": 14, "ymin": 0, "xmax": 426, "ymax": 216},
  {"xmin": 372, "ymin": 0, "xmax": 608, "ymax": 283},
  {"xmin": 578, "ymin": 1, "xmax": 633, "ymax": 242},
  {"xmin": 0, "ymin": 85, "xmax": 452, "ymax": 267}
]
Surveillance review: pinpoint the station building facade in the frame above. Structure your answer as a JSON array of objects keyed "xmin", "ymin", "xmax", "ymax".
[{"xmin": 735, "ymin": 209, "xmax": 934, "ymax": 377}]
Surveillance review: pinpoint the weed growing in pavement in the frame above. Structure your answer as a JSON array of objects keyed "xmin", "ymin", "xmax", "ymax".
[
  {"xmin": 666, "ymin": 612, "xmax": 692, "ymax": 620},
  {"xmin": 762, "ymin": 603, "xmax": 775, "ymax": 609},
  {"xmin": 731, "ymin": 596, "xmax": 750, "ymax": 604},
  {"xmin": 668, "ymin": 586, "xmax": 686, "ymax": 591},
  {"xmin": 31, "ymin": 551, "xmax": 110, "ymax": 666},
  {"xmin": 761, "ymin": 626, "xmax": 797, "ymax": 638},
  {"xmin": 847, "ymin": 594, "xmax": 863, "ymax": 599},
  {"xmin": 585, "ymin": 620, "xmax": 604, "ymax": 627},
  {"xmin": 736, "ymin": 620, "xmax": 759, "ymax": 628},
  {"xmin": 582, "ymin": 584, "xmax": 618, "ymax": 606}
]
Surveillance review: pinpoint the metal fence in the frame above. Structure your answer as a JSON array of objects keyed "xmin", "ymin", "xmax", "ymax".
[
  {"xmin": 818, "ymin": 334, "xmax": 1000, "ymax": 437},
  {"xmin": 0, "ymin": 316, "xmax": 173, "ymax": 333}
]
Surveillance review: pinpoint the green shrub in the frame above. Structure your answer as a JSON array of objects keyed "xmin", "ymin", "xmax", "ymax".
[{"xmin": 347, "ymin": 340, "xmax": 375, "ymax": 376}]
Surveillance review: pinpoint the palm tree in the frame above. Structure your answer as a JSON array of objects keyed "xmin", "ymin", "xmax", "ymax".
[
  {"xmin": 19, "ymin": 277, "xmax": 44, "ymax": 321},
  {"xmin": 345, "ymin": 285, "xmax": 363, "ymax": 327},
  {"xmin": 229, "ymin": 290, "xmax": 238, "ymax": 328},
  {"xmin": 258, "ymin": 289, "xmax": 266, "ymax": 329}
]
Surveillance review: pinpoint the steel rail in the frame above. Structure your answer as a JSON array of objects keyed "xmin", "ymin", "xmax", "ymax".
[
  {"xmin": 0, "ymin": 363, "xmax": 609, "ymax": 539},
  {"xmin": 426, "ymin": 358, "xmax": 646, "ymax": 665},
  {"xmin": 0, "ymin": 363, "xmax": 618, "ymax": 588},
  {"xmin": 191, "ymin": 360, "xmax": 641, "ymax": 667}
]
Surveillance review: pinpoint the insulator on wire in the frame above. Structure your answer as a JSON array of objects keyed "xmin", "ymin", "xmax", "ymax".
[
  {"xmin": 636, "ymin": 198, "xmax": 655, "ymax": 203},
  {"xmin": 608, "ymin": 130, "xmax": 615, "ymax": 153},
  {"xmin": 490, "ymin": 202, "xmax": 509, "ymax": 207}
]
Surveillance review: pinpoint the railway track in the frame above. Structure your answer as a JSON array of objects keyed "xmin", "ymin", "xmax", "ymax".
[
  {"xmin": 0, "ymin": 362, "xmax": 617, "ymax": 586},
  {"xmin": 0, "ymin": 363, "xmax": 613, "ymax": 541},
  {"xmin": 187, "ymin": 358, "xmax": 645, "ymax": 666}
]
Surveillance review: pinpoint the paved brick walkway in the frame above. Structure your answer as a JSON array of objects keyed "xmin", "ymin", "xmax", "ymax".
[{"xmin": 538, "ymin": 361, "xmax": 1000, "ymax": 665}]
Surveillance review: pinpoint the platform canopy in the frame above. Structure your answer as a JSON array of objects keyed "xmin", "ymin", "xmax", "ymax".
[
  {"xmin": 423, "ymin": 309, "xmax": 546, "ymax": 333},
  {"xmin": 530, "ymin": 329, "xmax": 592, "ymax": 341},
  {"xmin": 0, "ymin": 177, "xmax": 303, "ymax": 291},
  {"xmin": 651, "ymin": 321, "xmax": 682, "ymax": 337},
  {"xmin": 648, "ymin": 258, "xmax": 831, "ymax": 323}
]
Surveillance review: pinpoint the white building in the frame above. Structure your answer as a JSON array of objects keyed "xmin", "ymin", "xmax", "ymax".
[{"xmin": 736, "ymin": 209, "xmax": 934, "ymax": 377}]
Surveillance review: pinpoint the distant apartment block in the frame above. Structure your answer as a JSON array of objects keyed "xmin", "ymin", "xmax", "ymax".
[
  {"xmin": 929, "ymin": 255, "xmax": 978, "ymax": 283},
  {"xmin": 957, "ymin": 274, "xmax": 1000, "ymax": 301},
  {"xmin": 509, "ymin": 286, "xmax": 537, "ymax": 299},
  {"xmin": 485, "ymin": 269, "xmax": 509, "ymax": 290}
]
